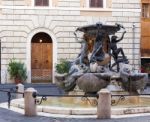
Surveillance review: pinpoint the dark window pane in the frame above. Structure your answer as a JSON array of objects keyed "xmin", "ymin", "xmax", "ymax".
[
  {"xmin": 43, "ymin": 0, "xmax": 49, "ymax": 6},
  {"xmin": 35, "ymin": 0, "xmax": 49, "ymax": 6},
  {"xmin": 97, "ymin": 0, "xmax": 103, "ymax": 7},
  {"xmin": 142, "ymin": 3, "xmax": 150, "ymax": 18},
  {"xmin": 35, "ymin": 0, "xmax": 42, "ymax": 6},
  {"xmin": 90, "ymin": 0, "xmax": 96, "ymax": 7},
  {"xmin": 90, "ymin": 0, "xmax": 103, "ymax": 8}
]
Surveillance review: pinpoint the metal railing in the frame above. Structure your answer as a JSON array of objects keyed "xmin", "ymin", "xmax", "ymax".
[
  {"xmin": 111, "ymin": 93, "xmax": 150, "ymax": 106},
  {"xmin": 0, "ymin": 87, "xmax": 24, "ymax": 108},
  {"xmin": 1, "ymin": 86, "xmax": 150, "ymax": 108},
  {"xmin": 33, "ymin": 92, "xmax": 99, "ymax": 106},
  {"xmin": 33, "ymin": 92, "xmax": 150, "ymax": 106}
]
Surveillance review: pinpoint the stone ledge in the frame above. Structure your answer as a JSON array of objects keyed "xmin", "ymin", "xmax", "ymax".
[{"xmin": 10, "ymin": 98, "xmax": 150, "ymax": 116}]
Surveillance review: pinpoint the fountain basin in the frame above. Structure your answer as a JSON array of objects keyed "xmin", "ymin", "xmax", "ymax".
[
  {"xmin": 10, "ymin": 95, "xmax": 150, "ymax": 115},
  {"xmin": 11, "ymin": 98, "xmax": 97, "ymax": 115}
]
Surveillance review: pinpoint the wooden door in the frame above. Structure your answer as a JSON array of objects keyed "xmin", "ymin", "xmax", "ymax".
[
  {"xmin": 141, "ymin": 20, "xmax": 150, "ymax": 57},
  {"xmin": 31, "ymin": 43, "xmax": 52, "ymax": 82}
]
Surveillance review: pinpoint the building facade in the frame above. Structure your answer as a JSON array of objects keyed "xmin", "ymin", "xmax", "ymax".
[
  {"xmin": 0, "ymin": 0, "xmax": 141, "ymax": 84},
  {"xmin": 141, "ymin": 0, "xmax": 150, "ymax": 73}
]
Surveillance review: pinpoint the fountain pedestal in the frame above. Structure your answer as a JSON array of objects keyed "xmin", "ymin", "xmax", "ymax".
[
  {"xmin": 97, "ymin": 89, "xmax": 111, "ymax": 119},
  {"xmin": 24, "ymin": 88, "xmax": 37, "ymax": 116}
]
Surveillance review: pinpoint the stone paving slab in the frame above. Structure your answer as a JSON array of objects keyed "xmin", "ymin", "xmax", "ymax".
[{"xmin": 1, "ymin": 107, "xmax": 150, "ymax": 122}]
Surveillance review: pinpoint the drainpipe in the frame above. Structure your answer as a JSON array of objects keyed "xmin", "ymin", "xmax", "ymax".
[{"xmin": 132, "ymin": 23, "xmax": 135, "ymax": 69}]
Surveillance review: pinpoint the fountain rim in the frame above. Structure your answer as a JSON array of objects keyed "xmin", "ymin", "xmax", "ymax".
[
  {"xmin": 10, "ymin": 96, "xmax": 150, "ymax": 116},
  {"xmin": 75, "ymin": 23, "xmax": 120, "ymax": 35}
]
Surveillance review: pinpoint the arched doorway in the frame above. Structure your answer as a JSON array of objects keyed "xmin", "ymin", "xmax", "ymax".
[{"xmin": 31, "ymin": 32, "xmax": 53, "ymax": 83}]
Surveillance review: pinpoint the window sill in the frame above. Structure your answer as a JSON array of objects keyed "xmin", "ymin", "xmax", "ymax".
[
  {"xmin": 80, "ymin": 8, "xmax": 112, "ymax": 12},
  {"xmin": 80, "ymin": 8, "xmax": 112, "ymax": 17}
]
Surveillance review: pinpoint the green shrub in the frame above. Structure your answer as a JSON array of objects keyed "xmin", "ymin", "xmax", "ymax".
[
  {"xmin": 7, "ymin": 59, "xmax": 27, "ymax": 82},
  {"xmin": 55, "ymin": 59, "xmax": 70, "ymax": 74}
]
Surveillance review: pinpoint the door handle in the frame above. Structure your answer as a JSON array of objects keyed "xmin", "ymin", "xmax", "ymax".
[{"xmin": 34, "ymin": 60, "xmax": 38, "ymax": 63}]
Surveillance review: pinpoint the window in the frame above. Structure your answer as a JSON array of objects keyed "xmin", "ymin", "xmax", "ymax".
[
  {"xmin": 142, "ymin": 3, "xmax": 150, "ymax": 18},
  {"xmin": 35, "ymin": 0, "xmax": 49, "ymax": 6},
  {"xmin": 89, "ymin": 0, "xmax": 103, "ymax": 8}
]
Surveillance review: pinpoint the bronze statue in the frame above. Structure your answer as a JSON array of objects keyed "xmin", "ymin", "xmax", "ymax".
[
  {"xmin": 55, "ymin": 22, "xmax": 147, "ymax": 94},
  {"xmin": 73, "ymin": 33, "xmax": 90, "ymax": 67},
  {"xmin": 110, "ymin": 25, "xmax": 128, "ymax": 72},
  {"xmin": 90, "ymin": 32, "xmax": 105, "ymax": 63},
  {"xmin": 90, "ymin": 23, "xmax": 105, "ymax": 63}
]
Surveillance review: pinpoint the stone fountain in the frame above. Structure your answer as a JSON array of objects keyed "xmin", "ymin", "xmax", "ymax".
[
  {"xmin": 55, "ymin": 22, "xmax": 148, "ymax": 94},
  {"xmin": 9, "ymin": 22, "xmax": 150, "ymax": 117}
]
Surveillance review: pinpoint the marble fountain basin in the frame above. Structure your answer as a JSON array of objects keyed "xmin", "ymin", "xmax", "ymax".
[{"xmin": 10, "ymin": 94, "xmax": 150, "ymax": 115}]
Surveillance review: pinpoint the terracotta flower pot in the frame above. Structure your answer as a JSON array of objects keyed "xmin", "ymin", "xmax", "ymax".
[{"xmin": 15, "ymin": 77, "xmax": 22, "ymax": 84}]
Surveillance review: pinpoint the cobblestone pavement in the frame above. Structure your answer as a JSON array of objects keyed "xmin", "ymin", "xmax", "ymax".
[{"xmin": 1, "ymin": 108, "xmax": 150, "ymax": 122}]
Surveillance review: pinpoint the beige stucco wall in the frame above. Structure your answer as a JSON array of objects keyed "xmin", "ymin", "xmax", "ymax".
[
  {"xmin": 107, "ymin": 0, "xmax": 112, "ymax": 8},
  {"xmin": 80, "ymin": 0, "xmax": 84, "ymax": 7},
  {"xmin": 25, "ymin": 0, "xmax": 31, "ymax": 6},
  {"xmin": 52, "ymin": 0, "xmax": 58, "ymax": 7}
]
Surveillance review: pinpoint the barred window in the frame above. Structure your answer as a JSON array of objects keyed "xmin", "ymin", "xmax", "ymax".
[
  {"xmin": 142, "ymin": 3, "xmax": 150, "ymax": 18},
  {"xmin": 35, "ymin": 0, "xmax": 49, "ymax": 6},
  {"xmin": 90, "ymin": 0, "xmax": 103, "ymax": 8}
]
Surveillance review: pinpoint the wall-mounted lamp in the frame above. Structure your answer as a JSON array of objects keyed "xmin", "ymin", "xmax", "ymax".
[{"xmin": 39, "ymin": 39, "xmax": 42, "ymax": 43}]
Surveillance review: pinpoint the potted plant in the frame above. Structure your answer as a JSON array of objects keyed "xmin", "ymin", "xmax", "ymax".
[
  {"xmin": 7, "ymin": 59, "xmax": 27, "ymax": 84},
  {"xmin": 55, "ymin": 59, "xmax": 71, "ymax": 88},
  {"xmin": 55, "ymin": 59, "xmax": 71, "ymax": 74}
]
